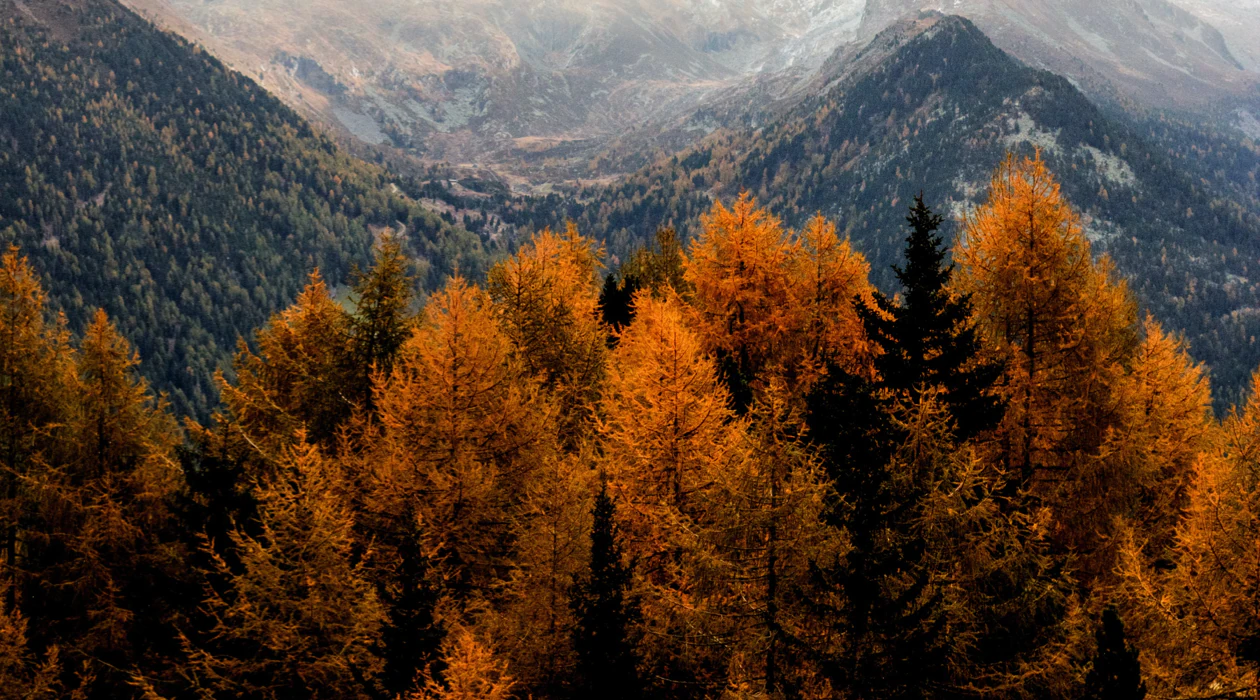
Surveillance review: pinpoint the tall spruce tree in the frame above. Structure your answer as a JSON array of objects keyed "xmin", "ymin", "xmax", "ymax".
[
  {"xmin": 378, "ymin": 508, "xmax": 444, "ymax": 697},
  {"xmin": 351, "ymin": 236, "xmax": 416, "ymax": 415},
  {"xmin": 569, "ymin": 483, "xmax": 640, "ymax": 700},
  {"xmin": 1083, "ymin": 608, "xmax": 1146, "ymax": 700},
  {"xmin": 858, "ymin": 194, "xmax": 1004, "ymax": 441},
  {"xmin": 802, "ymin": 196, "xmax": 1006, "ymax": 698},
  {"xmin": 598, "ymin": 272, "xmax": 641, "ymax": 334},
  {"xmin": 804, "ymin": 372, "xmax": 950, "ymax": 699}
]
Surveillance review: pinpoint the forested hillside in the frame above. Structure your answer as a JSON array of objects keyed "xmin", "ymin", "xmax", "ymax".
[
  {"xmin": 0, "ymin": 0, "xmax": 492, "ymax": 416},
  {"xmin": 3, "ymin": 152, "xmax": 1256, "ymax": 699},
  {"xmin": 496, "ymin": 15, "xmax": 1260, "ymax": 409}
]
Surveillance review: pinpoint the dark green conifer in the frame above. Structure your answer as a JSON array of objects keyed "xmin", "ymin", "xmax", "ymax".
[
  {"xmin": 802, "ymin": 195, "xmax": 1006, "ymax": 698},
  {"xmin": 350, "ymin": 236, "xmax": 416, "ymax": 414},
  {"xmin": 857, "ymin": 194, "xmax": 1005, "ymax": 441},
  {"xmin": 569, "ymin": 483, "xmax": 641, "ymax": 700},
  {"xmin": 804, "ymin": 370, "xmax": 949, "ymax": 700},
  {"xmin": 378, "ymin": 511, "xmax": 445, "ymax": 696},
  {"xmin": 598, "ymin": 272, "xmax": 641, "ymax": 334},
  {"xmin": 1083, "ymin": 608, "xmax": 1146, "ymax": 700}
]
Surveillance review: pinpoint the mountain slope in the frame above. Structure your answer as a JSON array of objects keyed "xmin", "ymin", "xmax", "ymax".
[
  {"xmin": 513, "ymin": 14, "xmax": 1260, "ymax": 405},
  {"xmin": 857, "ymin": 0, "xmax": 1258, "ymax": 113},
  {"xmin": 119, "ymin": 0, "xmax": 872, "ymax": 179},
  {"xmin": 0, "ymin": 0, "xmax": 491, "ymax": 416},
  {"xmin": 125, "ymin": 0, "xmax": 1260, "ymax": 186}
]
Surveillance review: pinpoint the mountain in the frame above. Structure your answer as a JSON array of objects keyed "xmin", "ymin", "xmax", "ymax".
[
  {"xmin": 124, "ymin": 0, "xmax": 1260, "ymax": 185},
  {"xmin": 119, "ymin": 0, "xmax": 874, "ymax": 181},
  {"xmin": 0, "ymin": 0, "xmax": 491, "ymax": 417},
  {"xmin": 858, "ymin": 0, "xmax": 1259, "ymax": 113},
  {"xmin": 504, "ymin": 14, "xmax": 1260, "ymax": 407}
]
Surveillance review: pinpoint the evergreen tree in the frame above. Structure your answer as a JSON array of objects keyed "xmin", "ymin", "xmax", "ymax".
[
  {"xmin": 599, "ymin": 227, "xmax": 691, "ymax": 338},
  {"xmin": 378, "ymin": 510, "xmax": 444, "ymax": 697},
  {"xmin": 798, "ymin": 197, "xmax": 1010, "ymax": 698},
  {"xmin": 351, "ymin": 236, "xmax": 417, "ymax": 415},
  {"xmin": 859, "ymin": 194, "xmax": 1005, "ymax": 440},
  {"xmin": 1083, "ymin": 608, "xmax": 1146, "ymax": 700},
  {"xmin": 804, "ymin": 374, "xmax": 950, "ymax": 700},
  {"xmin": 569, "ymin": 483, "xmax": 641, "ymax": 700},
  {"xmin": 622, "ymin": 227, "xmax": 688, "ymax": 299},
  {"xmin": 598, "ymin": 272, "xmax": 641, "ymax": 334}
]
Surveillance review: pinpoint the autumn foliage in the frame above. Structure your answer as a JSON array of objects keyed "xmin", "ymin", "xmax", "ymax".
[{"xmin": 0, "ymin": 152, "xmax": 1252, "ymax": 699}]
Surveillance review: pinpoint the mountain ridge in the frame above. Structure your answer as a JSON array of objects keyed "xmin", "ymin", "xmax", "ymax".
[
  {"xmin": 0, "ymin": 0, "xmax": 492, "ymax": 416},
  {"xmin": 497, "ymin": 13, "xmax": 1260, "ymax": 406}
]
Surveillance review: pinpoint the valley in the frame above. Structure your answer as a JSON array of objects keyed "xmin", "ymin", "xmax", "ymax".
[{"xmin": 4, "ymin": 1, "xmax": 1260, "ymax": 698}]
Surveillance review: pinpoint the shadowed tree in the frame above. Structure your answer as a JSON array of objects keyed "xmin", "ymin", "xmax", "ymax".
[
  {"xmin": 859, "ymin": 194, "xmax": 1005, "ymax": 440},
  {"xmin": 1083, "ymin": 608, "xmax": 1146, "ymax": 700},
  {"xmin": 569, "ymin": 483, "xmax": 641, "ymax": 700}
]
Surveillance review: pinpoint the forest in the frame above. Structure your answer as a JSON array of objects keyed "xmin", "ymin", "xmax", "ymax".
[
  {"xmin": 2, "ymin": 150, "xmax": 1255, "ymax": 699},
  {"xmin": 0, "ymin": 0, "xmax": 492, "ymax": 418},
  {"xmin": 478, "ymin": 15, "xmax": 1260, "ymax": 415}
]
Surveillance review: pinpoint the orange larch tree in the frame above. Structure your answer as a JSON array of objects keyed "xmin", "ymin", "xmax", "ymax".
[
  {"xmin": 955, "ymin": 151, "xmax": 1138, "ymax": 578},
  {"xmin": 1116, "ymin": 369, "xmax": 1260, "ymax": 697},
  {"xmin": 488, "ymin": 224, "xmax": 606, "ymax": 441},
  {"xmin": 218, "ymin": 271, "xmax": 355, "ymax": 454},
  {"xmin": 686, "ymin": 195, "xmax": 871, "ymax": 413},
  {"xmin": 598, "ymin": 289, "xmax": 744, "ymax": 692}
]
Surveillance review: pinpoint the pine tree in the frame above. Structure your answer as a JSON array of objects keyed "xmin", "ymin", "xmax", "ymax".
[
  {"xmin": 377, "ymin": 506, "xmax": 445, "ymax": 697},
  {"xmin": 859, "ymin": 194, "xmax": 1004, "ymax": 440},
  {"xmin": 789, "ymin": 213, "xmax": 873, "ymax": 390},
  {"xmin": 570, "ymin": 483, "xmax": 641, "ymax": 700},
  {"xmin": 602, "ymin": 227, "xmax": 691, "ymax": 337},
  {"xmin": 186, "ymin": 434, "xmax": 384, "ymax": 699},
  {"xmin": 804, "ymin": 379, "xmax": 951, "ymax": 700},
  {"xmin": 351, "ymin": 235, "xmax": 416, "ymax": 415},
  {"xmin": 220, "ymin": 270, "xmax": 356, "ymax": 452},
  {"xmin": 598, "ymin": 272, "xmax": 641, "ymax": 333},
  {"xmin": 1083, "ymin": 608, "xmax": 1146, "ymax": 700},
  {"xmin": 486, "ymin": 449, "xmax": 590, "ymax": 696}
]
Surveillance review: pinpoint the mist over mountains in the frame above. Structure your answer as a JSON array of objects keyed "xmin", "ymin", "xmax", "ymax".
[{"xmin": 125, "ymin": 0, "xmax": 1260, "ymax": 181}]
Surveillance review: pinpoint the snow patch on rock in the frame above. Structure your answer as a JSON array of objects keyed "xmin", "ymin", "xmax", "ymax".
[
  {"xmin": 1077, "ymin": 145, "xmax": 1136, "ymax": 188},
  {"xmin": 1001, "ymin": 112, "xmax": 1063, "ymax": 155}
]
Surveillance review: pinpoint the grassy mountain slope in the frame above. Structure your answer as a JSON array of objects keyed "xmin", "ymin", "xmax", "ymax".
[
  {"xmin": 0, "ymin": 0, "xmax": 492, "ymax": 417},
  {"xmin": 510, "ymin": 14, "xmax": 1260, "ymax": 407}
]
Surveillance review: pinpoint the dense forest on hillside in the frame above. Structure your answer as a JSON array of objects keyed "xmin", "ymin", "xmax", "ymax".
[
  {"xmin": 0, "ymin": 0, "xmax": 492, "ymax": 417},
  {"xmin": 4, "ymin": 152, "xmax": 1259, "ymax": 699},
  {"xmin": 472, "ymin": 16, "xmax": 1260, "ymax": 412}
]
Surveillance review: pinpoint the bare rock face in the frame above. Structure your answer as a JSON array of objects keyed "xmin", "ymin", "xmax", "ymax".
[
  {"xmin": 123, "ymin": 0, "xmax": 1257, "ymax": 182},
  {"xmin": 120, "ymin": 0, "xmax": 869, "ymax": 177},
  {"xmin": 859, "ymin": 0, "xmax": 1257, "ymax": 111}
]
